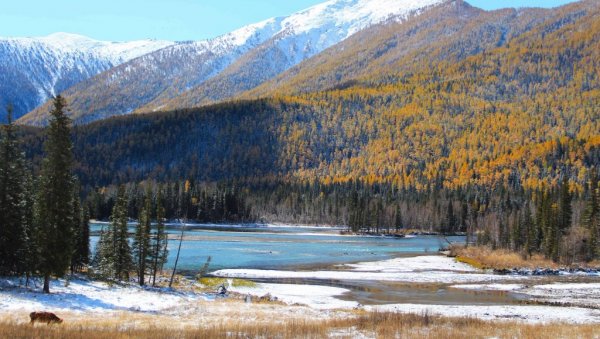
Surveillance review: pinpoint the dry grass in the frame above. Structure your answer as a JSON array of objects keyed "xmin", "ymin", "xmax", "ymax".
[
  {"xmin": 1, "ymin": 311, "xmax": 599, "ymax": 339},
  {"xmin": 198, "ymin": 277, "xmax": 257, "ymax": 289},
  {"xmin": 450, "ymin": 245, "xmax": 562, "ymax": 270}
]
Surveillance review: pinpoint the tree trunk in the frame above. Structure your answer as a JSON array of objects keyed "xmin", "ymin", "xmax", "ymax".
[
  {"xmin": 139, "ymin": 264, "xmax": 145, "ymax": 287},
  {"xmin": 169, "ymin": 227, "xmax": 184, "ymax": 288},
  {"xmin": 43, "ymin": 274, "xmax": 50, "ymax": 293}
]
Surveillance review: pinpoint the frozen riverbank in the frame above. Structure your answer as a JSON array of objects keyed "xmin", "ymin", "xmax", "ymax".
[{"xmin": 2, "ymin": 255, "xmax": 600, "ymax": 325}]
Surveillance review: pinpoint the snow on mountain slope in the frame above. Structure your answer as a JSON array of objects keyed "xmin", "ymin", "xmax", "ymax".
[
  {"xmin": 0, "ymin": 33, "xmax": 174, "ymax": 122},
  {"xmin": 151, "ymin": 0, "xmax": 447, "ymax": 111},
  {"xmin": 19, "ymin": 0, "xmax": 446, "ymax": 125}
]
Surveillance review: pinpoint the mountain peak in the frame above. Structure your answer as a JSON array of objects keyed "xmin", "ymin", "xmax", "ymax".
[{"xmin": 283, "ymin": 0, "xmax": 446, "ymax": 36}]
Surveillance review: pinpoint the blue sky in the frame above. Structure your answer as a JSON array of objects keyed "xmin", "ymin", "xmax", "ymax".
[{"xmin": 0, "ymin": 0, "xmax": 578, "ymax": 41}]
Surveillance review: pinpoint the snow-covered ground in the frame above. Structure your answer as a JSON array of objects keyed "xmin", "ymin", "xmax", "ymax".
[
  {"xmin": 213, "ymin": 255, "xmax": 524, "ymax": 284},
  {"xmin": 230, "ymin": 282, "xmax": 358, "ymax": 310},
  {"xmin": 2, "ymin": 255, "xmax": 600, "ymax": 325},
  {"xmin": 0, "ymin": 278, "xmax": 207, "ymax": 313}
]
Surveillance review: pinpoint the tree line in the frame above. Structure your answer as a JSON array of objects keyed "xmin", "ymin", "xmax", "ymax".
[
  {"xmin": 87, "ymin": 176, "xmax": 600, "ymax": 264},
  {"xmin": 86, "ymin": 180, "xmax": 254, "ymax": 224}
]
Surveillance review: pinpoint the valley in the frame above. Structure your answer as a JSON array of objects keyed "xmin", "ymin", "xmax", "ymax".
[{"xmin": 1, "ymin": 0, "xmax": 600, "ymax": 337}]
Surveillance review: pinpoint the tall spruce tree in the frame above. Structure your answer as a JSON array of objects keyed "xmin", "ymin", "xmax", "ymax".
[
  {"xmin": 113, "ymin": 186, "xmax": 133, "ymax": 280},
  {"xmin": 70, "ymin": 189, "xmax": 82, "ymax": 273},
  {"xmin": 151, "ymin": 188, "xmax": 168, "ymax": 286},
  {"xmin": 0, "ymin": 105, "xmax": 30, "ymax": 275},
  {"xmin": 72, "ymin": 204, "xmax": 90, "ymax": 272},
  {"xmin": 558, "ymin": 178, "xmax": 573, "ymax": 235},
  {"xmin": 394, "ymin": 206, "xmax": 403, "ymax": 232},
  {"xmin": 93, "ymin": 224, "xmax": 115, "ymax": 279},
  {"xmin": 582, "ymin": 172, "xmax": 599, "ymax": 260},
  {"xmin": 34, "ymin": 96, "xmax": 75, "ymax": 293},
  {"xmin": 133, "ymin": 189, "xmax": 151, "ymax": 286}
]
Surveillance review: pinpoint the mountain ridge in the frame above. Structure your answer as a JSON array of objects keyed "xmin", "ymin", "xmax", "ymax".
[{"xmin": 18, "ymin": 0, "xmax": 448, "ymax": 125}]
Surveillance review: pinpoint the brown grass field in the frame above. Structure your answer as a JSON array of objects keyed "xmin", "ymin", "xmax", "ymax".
[
  {"xmin": 1, "ymin": 311, "xmax": 599, "ymax": 339},
  {"xmin": 449, "ymin": 245, "xmax": 600, "ymax": 270}
]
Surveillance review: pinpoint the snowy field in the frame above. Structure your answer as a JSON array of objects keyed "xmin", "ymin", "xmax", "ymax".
[{"xmin": 2, "ymin": 255, "xmax": 600, "ymax": 324}]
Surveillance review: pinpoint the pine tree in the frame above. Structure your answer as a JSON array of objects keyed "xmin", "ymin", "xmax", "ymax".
[
  {"xmin": 151, "ymin": 188, "xmax": 169, "ymax": 286},
  {"xmin": 445, "ymin": 202, "xmax": 457, "ymax": 234},
  {"xmin": 394, "ymin": 205, "xmax": 403, "ymax": 232},
  {"xmin": 522, "ymin": 204, "xmax": 536, "ymax": 257},
  {"xmin": 582, "ymin": 172, "xmax": 599, "ymax": 260},
  {"xmin": 72, "ymin": 204, "xmax": 90, "ymax": 272},
  {"xmin": 93, "ymin": 186, "xmax": 132, "ymax": 280},
  {"xmin": 0, "ymin": 105, "xmax": 30, "ymax": 275},
  {"xmin": 133, "ymin": 189, "xmax": 151, "ymax": 286},
  {"xmin": 34, "ymin": 96, "xmax": 76, "ymax": 293},
  {"xmin": 70, "ymin": 189, "xmax": 82, "ymax": 273},
  {"xmin": 22, "ymin": 172, "xmax": 36, "ymax": 285},
  {"xmin": 558, "ymin": 178, "xmax": 573, "ymax": 235},
  {"xmin": 112, "ymin": 186, "xmax": 133, "ymax": 280},
  {"xmin": 93, "ymin": 225, "xmax": 115, "ymax": 279}
]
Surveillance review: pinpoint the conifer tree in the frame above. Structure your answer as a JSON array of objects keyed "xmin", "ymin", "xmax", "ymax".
[
  {"xmin": 558, "ymin": 178, "xmax": 573, "ymax": 235},
  {"xmin": 93, "ymin": 224, "xmax": 115, "ymax": 279},
  {"xmin": 70, "ymin": 189, "xmax": 82, "ymax": 273},
  {"xmin": 582, "ymin": 172, "xmax": 599, "ymax": 260},
  {"xmin": 34, "ymin": 96, "xmax": 75, "ymax": 293},
  {"xmin": 445, "ymin": 202, "xmax": 457, "ymax": 234},
  {"xmin": 93, "ymin": 186, "xmax": 132, "ymax": 280},
  {"xmin": 0, "ymin": 105, "xmax": 30, "ymax": 275},
  {"xmin": 151, "ymin": 189, "xmax": 169, "ymax": 286},
  {"xmin": 133, "ymin": 189, "xmax": 151, "ymax": 286},
  {"xmin": 522, "ymin": 204, "xmax": 536, "ymax": 257},
  {"xmin": 112, "ymin": 186, "xmax": 133, "ymax": 280},
  {"xmin": 394, "ymin": 206, "xmax": 403, "ymax": 232},
  {"xmin": 72, "ymin": 204, "xmax": 90, "ymax": 272}
]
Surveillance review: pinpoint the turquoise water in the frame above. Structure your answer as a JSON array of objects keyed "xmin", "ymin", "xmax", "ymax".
[{"xmin": 90, "ymin": 223, "xmax": 465, "ymax": 272}]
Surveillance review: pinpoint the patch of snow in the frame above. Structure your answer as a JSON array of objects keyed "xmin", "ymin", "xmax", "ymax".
[
  {"xmin": 346, "ymin": 255, "xmax": 479, "ymax": 273},
  {"xmin": 519, "ymin": 283, "xmax": 600, "ymax": 309},
  {"xmin": 230, "ymin": 282, "xmax": 358, "ymax": 310},
  {"xmin": 533, "ymin": 283, "xmax": 600, "ymax": 290},
  {"xmin": 213, "ymin": 256, "xmax": 524, "ymax": 284},
  {"xmin": 450, "ymin": 284, "xmax": 526, "ymax": 292}
]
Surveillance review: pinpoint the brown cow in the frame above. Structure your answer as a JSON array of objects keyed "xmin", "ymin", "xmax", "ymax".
[{"xmin": 29, "ymin": 312, "xmax": 63, "ymax": 325}]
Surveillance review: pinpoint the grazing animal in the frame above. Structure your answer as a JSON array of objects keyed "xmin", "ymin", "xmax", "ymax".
[{"xmin": 29, "ymin": 312, "xmax": 63, "ymax": 325}]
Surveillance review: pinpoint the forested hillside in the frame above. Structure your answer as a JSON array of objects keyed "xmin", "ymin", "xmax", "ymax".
[{"xmin": 19, "ymin": 0, "xmax": 595, "ymax": 191}]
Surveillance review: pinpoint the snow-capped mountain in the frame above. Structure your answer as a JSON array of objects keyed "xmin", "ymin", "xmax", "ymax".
[
  {"xmin": 144, "ymin": 0, "xmax": 447, "ymax": 112},
  {"xmin": 19, "ymin": 0, "xmax": 446, "ymax": 125},
  {"xmin": 0, "ymin": 33, "xmax": 174, "ymax": 122}
]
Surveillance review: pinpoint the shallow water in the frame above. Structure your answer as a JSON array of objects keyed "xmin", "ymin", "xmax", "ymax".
[{"xmin": 90, "ymin": 222, "xmax": 463, "ymax": 271}]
